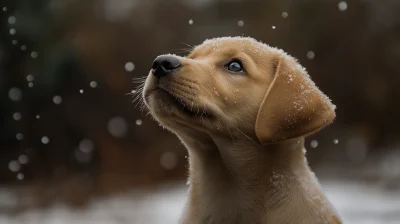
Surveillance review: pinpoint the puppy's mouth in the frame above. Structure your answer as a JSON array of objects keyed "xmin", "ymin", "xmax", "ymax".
[{"xmin": 156, "ymin": 86, "xmax": 212, "ymax": 118}]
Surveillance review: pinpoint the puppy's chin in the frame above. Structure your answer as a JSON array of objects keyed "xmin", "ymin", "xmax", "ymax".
[{"xmin": 143, "ymin": 87, "xmax": 213, "ymax": 130}]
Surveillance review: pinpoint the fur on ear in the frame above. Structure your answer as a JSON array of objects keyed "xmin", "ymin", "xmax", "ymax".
[{"xmin": 255, "ymin": 55, "xmax": 336, "ymax": 144}]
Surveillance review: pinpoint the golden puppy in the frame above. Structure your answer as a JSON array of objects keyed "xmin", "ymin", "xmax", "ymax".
[{"xmin": 141, "ymin": 37, "xmax": 342, "ymax": 224}]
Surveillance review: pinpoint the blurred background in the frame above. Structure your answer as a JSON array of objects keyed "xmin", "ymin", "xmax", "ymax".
[{"xmin": 1, "ymin": 0, "xmax": 400, "ymax": 223}]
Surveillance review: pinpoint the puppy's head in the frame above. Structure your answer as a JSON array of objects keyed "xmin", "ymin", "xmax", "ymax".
[{"xmin": 143, "ymin": 37, "xmax": 335, "ymax": 144}]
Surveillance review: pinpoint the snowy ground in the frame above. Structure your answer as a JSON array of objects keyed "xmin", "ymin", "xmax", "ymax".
[{"xmin": 0, "ymin": 180, "xmax": 399, "ymax": 224}]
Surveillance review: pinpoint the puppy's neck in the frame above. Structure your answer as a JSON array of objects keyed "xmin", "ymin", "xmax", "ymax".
[{"xmin": 178, "ymin": 132, "xmax": 340, "ymax": 224}]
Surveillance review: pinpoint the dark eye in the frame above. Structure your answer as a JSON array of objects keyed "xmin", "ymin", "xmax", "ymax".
[{"xmin": 225, "ymin": 60, "xmax": 244, "ymax": 73}]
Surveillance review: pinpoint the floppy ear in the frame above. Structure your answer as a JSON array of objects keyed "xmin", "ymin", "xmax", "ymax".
[{"xmin": 255, "ymin": 55, "xmax": 336, "ymax": 144}]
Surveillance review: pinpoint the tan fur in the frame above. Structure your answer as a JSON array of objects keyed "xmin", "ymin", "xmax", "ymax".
[{"xmin": 143, "ymin": 37, "xmax": 342, "ymax": 224}]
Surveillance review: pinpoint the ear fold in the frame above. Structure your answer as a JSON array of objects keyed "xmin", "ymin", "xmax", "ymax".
[{"xmin": 255, "ymin": 55, "xmax": 336, "ymax": 144}]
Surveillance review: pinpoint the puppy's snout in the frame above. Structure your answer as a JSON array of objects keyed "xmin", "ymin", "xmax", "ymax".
[{"xmin": 152, "ymin": 55, "xmax": 181, "ymax": 78}]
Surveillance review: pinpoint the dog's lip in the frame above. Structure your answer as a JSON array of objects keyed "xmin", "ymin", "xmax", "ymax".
[{"xmin": 155, "ymin": 86, "xmax": 212, "ymax": 118}]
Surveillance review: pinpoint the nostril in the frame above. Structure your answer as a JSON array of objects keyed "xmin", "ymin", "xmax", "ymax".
[
  {"xmin": 152, "ymin": 60, "xmax": 159, "ymax": 70},
  {"xmin": 152, "ymin": 55, "xmax": 181, "ymax": 78}
]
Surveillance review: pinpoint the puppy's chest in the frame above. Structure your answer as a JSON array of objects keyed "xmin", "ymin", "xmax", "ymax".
[
  {"xmin": 264, "ymin": 197, "xmax": 342, "ymax": 224},
  {"xmin": 264, "ymin": 211, "xmax": 339, "ymax": 224},
  {"xmin": 193, "ymin": 210, "xmax": 338, "ymax": 224}
]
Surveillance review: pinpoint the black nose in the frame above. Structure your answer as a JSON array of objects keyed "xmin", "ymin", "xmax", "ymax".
[{"xmin": 152, "ymin": 55, "xmax": 181, "ymax": 78}]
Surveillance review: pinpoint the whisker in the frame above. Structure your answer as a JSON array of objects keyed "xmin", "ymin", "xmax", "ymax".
[
  {"xmin": 130, "ymin": 81, "xmax": 146, "ymax": 110},
  {"xmin": 180, "ymin": 42, "xmax": 195, "ymax": 49},
  {"xmin": 140, "ymin": 103, "xmax": 148, "ymax": 113},
  {"xmin": 133, "ymin": 93, "xmax": 143, "ymax": 104},
  {"xmin": 132, "ymin": 77, "xmax": 147, "ymax": 84},
  {"xmin": 132, "ymin": 76, "xmax": 147, "ymax": 80},
  {"xmin": 173, "ymin": 48, "xmax": 192, "ymax": 55},
  {"xmin": 132, "ymin": 80, "xmax": 146, "ymax": 84},
  {"xmin": 226, "ymin": 123, "xmax": 237, "ymax": 150},
  {"xmin": 133, "ymin": 98, "xmax": 142, "ymax": 107},
  {"xmin": 232, "ymin": 126, "xmax": 262, "ymax": 149},
  {"xmin": 132, "ymin": 78, "xmax": 146, "ymax": 82},
  {"xmin": 128, "ymin": 87, "xmax": 144, "ymax": 96}
]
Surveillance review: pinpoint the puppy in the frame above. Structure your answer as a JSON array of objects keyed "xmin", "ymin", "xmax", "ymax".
[{"xmin": 142, "ymin": 37, "xmax": 342, "ymax": 224}]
